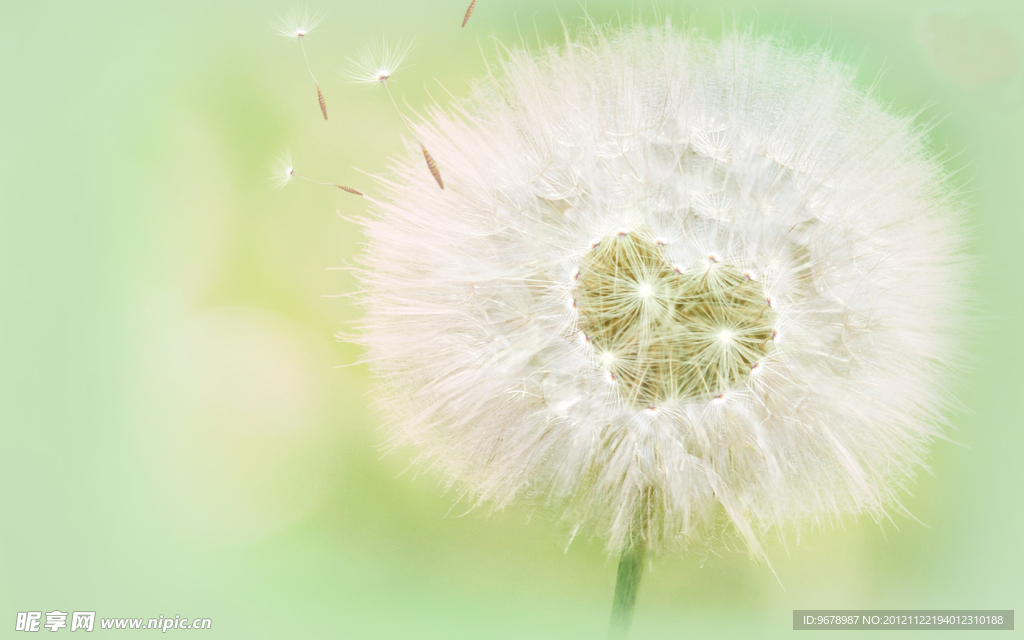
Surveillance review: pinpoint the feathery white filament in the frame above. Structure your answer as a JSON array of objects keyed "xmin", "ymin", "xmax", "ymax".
[
  {"xmin": 271, "ymin": 150, "xmax": 295, "ymax": 189},
  {"xmin": 356, "ymin": 26, "xmax": 965, "ymax": 557},
  {"xmin": 344, "ymin": 37, "xmax": 414, "ymax": 86},
  {"xmin": 273, "ymin": 9, "xmax": 325, "ymax": 39}
]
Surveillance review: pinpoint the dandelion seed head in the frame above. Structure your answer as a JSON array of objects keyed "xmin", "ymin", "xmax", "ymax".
[
  {"xmin": 575, "ymin": 231, "xmax": 777, "ymax": 407},
  {"xmin": 357, "ymin": 25, "xmax": 967, "ymax": 556}
]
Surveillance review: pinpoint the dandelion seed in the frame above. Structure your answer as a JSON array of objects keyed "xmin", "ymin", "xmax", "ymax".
[
  {"xmin": 345, "ymin": 38, "xmax": 445, "ymax": 189},
  {"xmin": 270, "ymin": 150, "xmax": 362, "ymax": 196},
  {"xmin": 355, "ymin": 24, "xmax": 967, "ymax": 636},
  {"xmin": 421, "ymin": 144, "xmax": 444, "ymax": 189},
  {"xmin": 462, "ymin": 0, "xmax": 477, "ymax": 28},
  {"xmin": 275, "ymin": 9, "xmax": 329, "ymax": 119}
]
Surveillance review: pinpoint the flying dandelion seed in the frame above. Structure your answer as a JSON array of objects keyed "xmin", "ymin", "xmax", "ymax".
[
  {"xmin": 345, "ymin": 38, "xmax": 445, "ymax": 189},
  {"xmin": 354, "ymin": 24, "xmax": 966, "ymax": 637},
  {"xmin": 271, "ymin": 150, "xmax": 363, "ymax": 196},
  {"xmin": 463, "ymin": 0, "xmax": 477, "ymax": 28},
  {"xmin": 275, "ymin": 9, "xmax": 329, "ymax": 120}
]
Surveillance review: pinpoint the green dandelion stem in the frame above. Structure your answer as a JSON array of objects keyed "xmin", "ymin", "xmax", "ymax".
[
  {"xmin": 608, "ymin": 537, "xmax": 647, "ymax": 639},
  {"xmin": 608, "ymin": 489, "xmax": 652, "ymax": 639}
]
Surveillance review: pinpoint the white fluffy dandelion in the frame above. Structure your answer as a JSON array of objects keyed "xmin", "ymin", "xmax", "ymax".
[{"xmin": 355, "ymin": 24, "xmax": 965, "ymax": 633}]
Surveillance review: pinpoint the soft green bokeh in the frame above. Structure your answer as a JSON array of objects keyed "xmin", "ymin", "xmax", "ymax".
[{"xmin": 2, "ymin": 0, "xmax": 1021, "ymax": 638}]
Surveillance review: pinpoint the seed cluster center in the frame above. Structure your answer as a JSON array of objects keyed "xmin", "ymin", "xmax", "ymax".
[{"xmin": 575, "ymin": 233, "xmax": 775, "ymax": 407}]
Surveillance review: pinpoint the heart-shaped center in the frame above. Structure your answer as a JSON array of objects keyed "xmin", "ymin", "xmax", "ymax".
[{"xmin": 575, "ymin": 232, "xmax": 776, "ymax": 407}]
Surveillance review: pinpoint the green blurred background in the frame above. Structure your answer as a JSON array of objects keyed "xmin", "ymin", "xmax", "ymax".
[{"xmin": 1, "ymin": 0, "xmax": 1021, "ymax": 637}]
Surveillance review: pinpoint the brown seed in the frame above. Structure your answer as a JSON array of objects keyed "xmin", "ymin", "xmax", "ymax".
[
  {"xmin": 462, "ymin": 0, "xmax": 476, "ymax": 27},
  {"xmin": 422, "ymin": 144, "xmax": 444, "ymax": 189},
  {"xmin": 317, "ymin": 86, "xmax": 328, "ymax": 120},
  {"xmin": 337, "ymin": 185, "xmax": 364, "ymax": 196}
]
